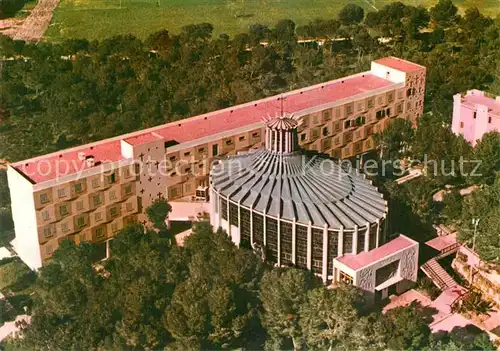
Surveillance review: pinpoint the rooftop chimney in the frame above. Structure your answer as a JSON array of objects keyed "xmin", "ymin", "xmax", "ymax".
[{"xmin": 85, "ymin": 156, "xmax": 95, "ymax": 167}]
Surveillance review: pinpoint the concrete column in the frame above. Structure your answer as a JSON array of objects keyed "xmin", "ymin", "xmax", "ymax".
[
  {"xmin": 307, "ymin": 221, "xmax": 312, "ymax": 269},
  {"xmin": 105, "ymin": 239, "xmax": 110, "ymax": 259},
  {"xmin": 322, "ymin": 224, "xmax": 328, "ymax": 283},
  {"xmin": 227, "ymin": 199, "xmax": 231, "ymax": 237},
  {"xmin": 292, "ymin": 218, "xmax": 296, "ymax": 264},
  {"xmin": 263, "ymin": 211, "xmax": 267, "ymax": 247},
  {"xmin": 250, "ymin": 206, "xmax": 254, "ymax": 247},
  {"xmin": 376, "ymin": 219, "xmax": 380, "ymax": 247},
  {"xmin": 338, "ymin": 226, "xmax": 344, "ymax": 257},
  {"xmin": 278, "ymin": 130, "xmax": 283, "ymax": 153},
  {"xmin": 237, "ymin": 201, "xmax": 241, "ymax": 244},
  {"xmin": 353, "ymin": 225, "xmax": 358, "ymax": 254},
  {"xmin": 218, "ymin": 195, "xmax": 222, "ymax": 229},
  {"xmin": 364, "ymin": 222, "xmax": 370, "ymax": 252},
  {"xmin": 273, "ymin": 130, "xmax": 278, "ymax": 152},
  {"xmin": 277, "ymin": 217, "xmax": 281, "ymax": 267},
  {"xmin": 285, "ymin": 130, "xmax": 290, "ymax": 153}
]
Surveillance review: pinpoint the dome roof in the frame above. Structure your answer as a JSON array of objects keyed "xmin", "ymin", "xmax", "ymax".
[
  {"xmin": 211, "ymin": 148, "xmax": 387, "ymax": 229},
  {"xmin": 265, "ymin": 116, "xmax": 298, "ymax": 131}
]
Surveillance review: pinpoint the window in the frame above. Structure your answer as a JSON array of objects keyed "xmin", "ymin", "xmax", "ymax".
[
  {"xmin": 346, "ymin": 104, "xmax": 353, "ymax": 116},
  {"xmin": 407, "ymin": 102, "xmax": 411, "ymax": 111},
  {"xmin": 376, "ymin": 109, "xmax": 386, "ymax": 119},
  {"xmin": 111, "ymin": 222, "xmax": 119, "ymax": 232},
  {"xmin": 43, "ymin": 227, "xmax": 53, "ymax": 239},
  {"xmin": 76, "ymin": 201, "xmax": 84, "ymax": 211},
  {"xmin": 61, "ymin": 222, "xmax": 69, "ymax": 232},
  {"xmin": 60, "ymin": 204, "xmax": 68, "ymax": 216},
  {"xmin": 367, "ymin": 98, "xmax": 374, "ymax": 108},
  {"xmin": 39, "ymin": 193, "xmax": 49, "ymax": 204},
  {"xmin": 212, "ymin": 144, "xmax": 219, "ymax": 156},
  {"xmin": 95, "ymin": 212, "xmax": 102, "ymax": 222},
  {"xmin": 300, "ymin": 133, "xmax": 307, "ymax": 142},
  {"xmin": 124, "ymin": 168, "xmax": 131, "ymax": 178},
  {"xmin": 169, "ymin": 155, "xmax": 177, "ymax": 161},
  {"xmin": 355, "ymin": 116, "xmax": 366, "ymax": 126},
  {"xmin": 225, "ymin": 139, "xmax": 233, "ymax": 145},
  {"xmin": 239, "ymin": 136, "xmax": 245, "ymax": 141},
  {"xmin": 322, "ymin": 127, "xmax": 329, "ymax": 136},
  {"xmin": 460, "ymin": 122, "xmax": 464, "ymax": 128},
  {"xmin": 74, "ymin": 182, "xmax": 83, "ymax": 193},
  {"xmin": 57, "ymin": 189, "xmax": 66, "ymax": 198},
  {"xmin": 109, "ymin": 190, "xmax": 117, "ymax": 200},
  {"xmin": 335, "ymin": 108, "xmax": 341, "ymax": 118},
  {"xmin": 42, "ymin": 211, "xmax": 50, "ymax": 221},
  {"xmin": 110, "ymin": 207, "xmax": 118, "ymax": 217},
  {"xmin": 198, "ymin": 147, "xmax": 205, "ymax": 153},
  {"xmin": 398, "ymin": 90, "xmax": 403, "ymax": 99},
  {"xmin": 357, "ymin": 103, "xmax": 363, "ymax": 111},
  {"xmin": 388, "ymin": 92, "xmax": 394, "ymax": 103},
  {"xmin": 95, "ymin": 227, "xmax": 105, "ymax": 239},
  {"xmin": 126, "ymin": 202, "xmax": 133, "ymax": 212},
  {"xmin": 312, "ymin": 115, "xmax": 318, "ymax": 124},
  {"xmin": 406, "ymin": 88, "xmax": 412, "ymax": 97},
  {"xmin": 93, "ymin": 194, "xmax": 102, "ymax": 206},
  {"xmin": 473, "ymin": 111, "xmax": 477, "ymax": 119},
  {"xmin": 323, "ymin": 110, "xmax": 331, "ymax": 121},
  {"xmin": 108, "ymin": 173, "xmax": 116, "ymax": 184},
  {"xmin": 334, "ymin": 136, "xmax": 340, "ymax": 145},
  {"xmin": 386, "ymin": 108, "xmax": 391, "ymax": 117},
  {"xmin": 252, "ymin": 132, "xmax": 260, "ymax": 138},
  {"xmin": 92, "ymin": 178, "xmax": 99, "ymax": 188},
  {"xmin": 124, "ymin": 184, "xmax": 132, "ymax": 195},
  {"xmin": 396, "ymin": 103, "xmax": 403, "ymax": 114},
  {"xmin": 488, "ymin": 117, "xmax": 491, "ymax": 123},
  {"xmin": 334, "ymin": 122, "xmax": 341, "ymax": 132},
  {"xmin": 76, "ymin": 216, "xmax": 85, "ymax": 228},
  {"xmin": 344, "ymin": 120, "xmax": 352, "ymax": 129},
  {"xmin": 378, "ymin": 96, "xmax": 383, "ymax": 105},
  {"xmin": 339, "ymin": 271, "xmax": 353, "ymax": 285}
]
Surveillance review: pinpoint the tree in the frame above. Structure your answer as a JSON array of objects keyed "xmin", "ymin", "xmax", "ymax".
[
  {"xmin": 337, "ymin": 4, "xmax": 365, "ymax": 26},
  {"xmin": 164, "ymin": 222, "xmax": 263, "ymax": 349},
  {"xmin": 299, "ymin": 285, "xmax": 367, "ymax": 349},
  {"xmin": 470, "ymin": 131, "xmax": 500, "ymax": 185},
  {"xmin": 441, "ymin": 190, "xmax": 463, "ymax": 223},
  {"xmin": 374, "ymin": 118, "xmax": 414, "ymax": 161},
  {"xmin": 146, "ymin": 197, "xmax": 172, "ymax": 232},
  {"xmin": 429, "ymin": 0, "xmax": 459, "ymax": 27},
  {"xmin": 458, "ymin": 174, "xmax": 500, "ymax": 263},
  {"xmin": 385, "ymin": 304, "xmax": 432, "ymax": 350},
  {"xmin": 259, "ymin": 268, "xmax": 318, "ymax": 350},
  {"xmin": 0, "ymin": 0, "xmax": 24, "ymax": 18}
]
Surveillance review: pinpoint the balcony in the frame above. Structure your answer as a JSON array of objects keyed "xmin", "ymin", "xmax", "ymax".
[
  {"xmin": 36, "ymin": 205, "xmax": 57, "ymax": 225},
  {"xmin": 342, "ymin": 145, "xmax": 353, "ymax": 159},
  {"xmin": 34, "ymin": 189, "xmax": 53, "ymax": 210},
  {"xmin": 121, "ymin": 196, "xmax": 140, "ymax": 215},
  {"xmin": 37, "ymin": 223, "xmax": 56, "ymax": 245}
]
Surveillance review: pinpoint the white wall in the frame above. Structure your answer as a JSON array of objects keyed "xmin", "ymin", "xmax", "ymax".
[
  {"xmin": 7, "ymin": 166, "xmax": 42, "ymax": 270},
  {"xmin": 370, "ymin": 62, "xmax": 407, "ymax": 83}
]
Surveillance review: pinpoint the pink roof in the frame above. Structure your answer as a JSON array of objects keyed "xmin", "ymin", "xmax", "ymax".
[
  {"xmin": 13, "ymin": 72, "xmax": 396, "ymax": 184},
  {"xmin": 124, "ymin": 132, "xmax": 163, "ymax": 146},
  {"xmin": 462, "ymin": 90, "xmax": 500, "ymax": 115},
  {"xmin": 374, "ymin": 57, "xmax": 425, "ymax": 73},
  {"xmin": 336, "ymin": 235, "xmax": 416, "ymax": 271},
  {"xmin": 425, "ymin": 233, "xmax": 457, "ymax": 252}
]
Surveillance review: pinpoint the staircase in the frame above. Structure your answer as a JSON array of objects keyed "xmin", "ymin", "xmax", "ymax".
[{"xmin": 421, "ymin": 258, "xmax": 458, "ymax": 291}]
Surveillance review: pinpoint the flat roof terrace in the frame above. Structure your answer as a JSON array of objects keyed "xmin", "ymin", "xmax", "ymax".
[{"xmin": 12, "ymin": 72, "xmax": 397, "ymax": 184}]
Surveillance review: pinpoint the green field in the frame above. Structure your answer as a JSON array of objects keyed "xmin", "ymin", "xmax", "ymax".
[{"xmin": 45, "ymin": 0, "xmax": 500, "ymax": 41}]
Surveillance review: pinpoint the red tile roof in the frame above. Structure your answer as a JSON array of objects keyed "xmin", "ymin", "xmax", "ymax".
[
  {"xmin": 374, "ymin": 57, "xmax": 425, "ymax": 73},
  {"xmin": 13, "ymin": 72, "xmax": 396, "ymax": 184},
  {"xmin": 336, "ymin": 235, "xmax": 416, "ymax": 271}
]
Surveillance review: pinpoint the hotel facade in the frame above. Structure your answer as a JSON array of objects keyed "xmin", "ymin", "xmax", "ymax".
[{"xmin": 7, "ymin": 57, "xmax": 426, "ymax": 270}]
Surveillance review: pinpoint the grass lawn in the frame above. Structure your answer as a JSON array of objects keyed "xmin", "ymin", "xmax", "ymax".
[
  {"xmin": 44, "ymin": 0, "xmax": 419, "ymax": 41},
  {"xmin": 39, "ymin": 0, "xmax": 500, "ymax": 42}
]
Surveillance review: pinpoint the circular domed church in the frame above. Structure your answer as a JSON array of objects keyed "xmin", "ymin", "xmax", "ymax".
[{"xmin": 210, "ymin": 114, "xmax": 388, "ymax": 282}]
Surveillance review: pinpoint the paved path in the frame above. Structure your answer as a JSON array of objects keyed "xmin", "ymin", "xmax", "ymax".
[{"xmin": 12, "ymin": 0, "xmax": 60, "ymax": 42}]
